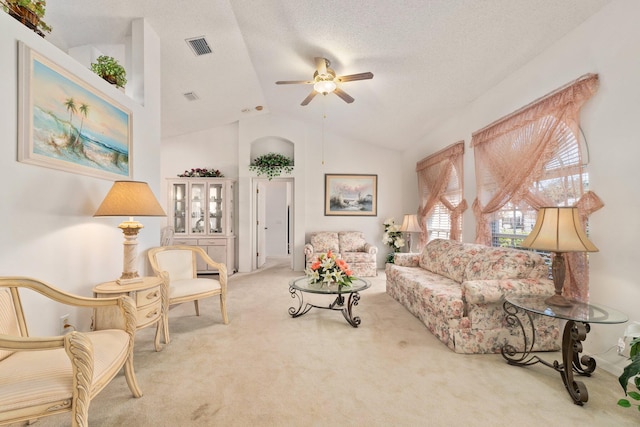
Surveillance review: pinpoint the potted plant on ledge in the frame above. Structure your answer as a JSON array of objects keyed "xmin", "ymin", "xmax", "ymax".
[
  {"xmin": 90, "ymin": 55, "xmax": 127, "ymax": 89},
  {"xmin": 249, "ymin": 152, "xmax": 293, "ymax": 180},
  {"xmin": 2, "ymin": 0, "xmax": 52, "ymax": 35}
]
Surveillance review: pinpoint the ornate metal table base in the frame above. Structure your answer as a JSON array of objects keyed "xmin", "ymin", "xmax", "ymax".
[
  {"xmin": 288, "ymin": 287, "xmax": 363, "ymax": 327},
  {"xmin": 501, "ymin": 301, "xmax": 596, "ymax": 406}
]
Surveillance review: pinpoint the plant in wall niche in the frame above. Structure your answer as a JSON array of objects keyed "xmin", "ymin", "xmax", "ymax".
[
  {"xmin": 90, "ymin": 55, "xmax": 127, "ymax": 88},
  {"xmin": 618, "ymin": 337, "xmax": 640, "ymax": 410},
  {"xmin": 2, "ymin": 0, "xmax": 52, "ymax": 34},
  {"xmin": 382, "ymin": 218, "xmax": 405, "ymax": 263},
  {"xmin": 178, "ymin": 168, "xmax": 224, "ymax": 178},
  {"xmin": 249, "ymin": 152, "xmax": 294, "ymax": 180}
]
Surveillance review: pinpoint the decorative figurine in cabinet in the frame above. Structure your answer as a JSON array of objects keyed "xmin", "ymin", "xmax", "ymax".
[{"xmin": 167, "ymin": 178, "xmax": 236, "ymax": 274}]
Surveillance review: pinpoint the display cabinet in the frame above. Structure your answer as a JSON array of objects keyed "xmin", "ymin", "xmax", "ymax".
[{"xmin": 167, "ymin": 178, "xmax": 236, "ymax": 274}]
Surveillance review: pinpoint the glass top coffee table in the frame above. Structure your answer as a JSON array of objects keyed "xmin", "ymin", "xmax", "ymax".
[
  {"xmin": 502, "ymin": 295, "xmax": 627, "ymax": 405},
  {"xmin": 288, "ymin": 277, "xmax": 371, "ymax": 327}
]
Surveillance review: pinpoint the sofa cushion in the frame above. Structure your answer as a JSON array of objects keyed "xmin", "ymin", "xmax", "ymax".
[
  {"xmin": 464, "ymin": 247, "xmax": 547, "ymax": 281},
  {"xmin": 419, "ymin": 239, "xmax": 483, "ymax": 284},
  {"xmin": 341, "ymin": 252, "xmax": 375, "ymax": 264},
  {"xmin": 310, "ymin": 232, "xmax": 340, "ymax": 253},
  {"xmin": 338, "ymin": 231, "xmax": 367, "ymax": 252}
]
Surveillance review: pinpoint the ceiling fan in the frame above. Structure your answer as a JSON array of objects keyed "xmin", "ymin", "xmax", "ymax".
[{"xmin": 276, "ymin": 57, "xmax": 373, "ymax": 106}]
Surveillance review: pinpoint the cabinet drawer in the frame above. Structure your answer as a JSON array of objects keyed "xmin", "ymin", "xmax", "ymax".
[
  {"xmin": 174, "ymin": 239, "xmax": 196, "ymax": 245},
  {"xmin": 136, "ymin": 303, "xmax": 161, "ymax": 327},
  {"xmin": 136, "ymin": 285, "xmax": 161, "ymax": 307},
  {"xmin": 198, "ymin": 239, "xmax": 224, "ymax": 246}
]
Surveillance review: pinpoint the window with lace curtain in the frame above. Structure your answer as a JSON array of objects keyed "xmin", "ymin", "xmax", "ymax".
[
  {"xmin": 471, "ymin": 73, "xmax": 602, "ymax": 302},
  {"xmin": 416, "ymin": 141, "xmax": 467, "ymax": 248},
  {"xmin": 491, "ymin": 121, "xmax": 590, "ymax": 249}
]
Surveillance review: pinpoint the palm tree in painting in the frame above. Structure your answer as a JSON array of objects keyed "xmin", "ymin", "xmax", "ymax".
[
  {"xmin": 73, "ymin": 103, "xmax": 90, "ymax": 150},
  {"xmin": 64, "ymin": 97, "xmax": 77, "ymax": 140}
]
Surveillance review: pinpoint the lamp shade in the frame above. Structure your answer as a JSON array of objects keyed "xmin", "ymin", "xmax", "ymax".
[
  {"xmin": 94, "ymin": 181, "xmax": 166, "ymax": 217},
  {"xmin": 521, "ymin": 207, "xmax": 598, "ymax": 253},
  {"xmin": 400, "ymin": 214, "xmax": 422, "ymax": 233}
]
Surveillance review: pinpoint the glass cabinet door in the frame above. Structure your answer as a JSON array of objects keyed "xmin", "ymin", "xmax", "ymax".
[
  {"xmin": 208, "ymin": 183, "xmax": 223, "ymax": 234},
  {"xmin": 190, "ymin": 183, "xmax": 205, "ymax": 234},
  {"xmin": 172, "ymin": 183, "xmax": 186, "ymax": 233}
]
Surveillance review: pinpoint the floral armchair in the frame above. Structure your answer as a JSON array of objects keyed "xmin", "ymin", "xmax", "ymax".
[{"xmin": 304, "ymin": 231, "xmax": 378, "ymax": 277}]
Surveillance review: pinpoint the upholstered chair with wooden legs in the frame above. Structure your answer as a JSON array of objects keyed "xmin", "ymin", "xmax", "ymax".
[
  {"xmin": 0, "ymin": 277, "xmax": 142, "ymax": 427},
  {"xmin": 148, "ymin": 245, "xmax": 229, "ymax": 344}
]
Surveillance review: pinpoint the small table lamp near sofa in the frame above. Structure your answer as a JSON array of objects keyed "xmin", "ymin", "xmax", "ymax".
[
  {"xmin": 94, "ymin": 181, "xmax": 166, "ymax": 285},
  {"xmin": 520, "ymin": 206, "xmax": 598, "ymax": 307},
  {"xmin": 400, "ymin": 214, "xmax": 422, "ymax": 253}
]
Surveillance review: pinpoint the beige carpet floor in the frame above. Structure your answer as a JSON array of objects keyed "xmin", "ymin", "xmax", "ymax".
[{"xmin": 24, "ymin": 258, "xmax": 639, "ymax": 426}]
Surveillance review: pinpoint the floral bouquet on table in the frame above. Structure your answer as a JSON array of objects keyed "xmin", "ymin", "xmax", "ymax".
[
  {"xmin": 305, "ymin": 250, "xmax": 354, "ymax": 288},
  {"xmin": 382, "ymin": 218, "xmax": 405, "ymax": 263}
]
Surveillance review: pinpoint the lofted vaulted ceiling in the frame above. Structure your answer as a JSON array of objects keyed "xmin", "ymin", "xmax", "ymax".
[{"xmin": 44, "ymin": 0, "xmax": 611, "ymax": 151}]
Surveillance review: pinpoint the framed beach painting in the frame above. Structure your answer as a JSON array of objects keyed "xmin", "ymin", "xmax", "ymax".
[
  {"xmin": 17, "ymin": 42, "xmax": 132, "ymax": 180},
  {"xmin": 324, "ymin": 174, "xmax": 377, "ymax": 216}
]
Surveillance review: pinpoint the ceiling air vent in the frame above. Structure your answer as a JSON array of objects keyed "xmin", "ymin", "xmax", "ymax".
[
  {"xmin": 185, "ymin": 36, "xmax": 212, "ymax": 56},
  {"xmin": 183, "ymin": 92, "xmax": 199, "ymax": 101}
]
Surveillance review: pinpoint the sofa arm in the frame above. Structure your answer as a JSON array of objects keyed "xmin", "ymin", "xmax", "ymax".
[
  {"xmin": 304, "ymin": 243, "xmax": 314, "ymax": 258},
  {"xmin": 392, "ymin": 253, "xmax": 420, "ymax": 267},
  {"xmin": 462, "ymin": 278, "xmax": 555, "ymax": 304},
  {"xmin": 364, "ymin": 243, "xmax": 378, "ymax": 255}
]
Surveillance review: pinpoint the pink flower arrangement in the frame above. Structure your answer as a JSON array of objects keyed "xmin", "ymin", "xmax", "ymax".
[{"xmin": 306, "ymin": 250, "xmax": 354, "ymax": 287}]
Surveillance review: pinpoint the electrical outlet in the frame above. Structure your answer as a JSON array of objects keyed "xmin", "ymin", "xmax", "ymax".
[
  {"xmin": 60, "ymin": 314, "xmax": 70, "ymax": 335},
  {"xmin": 618, "ymin": 337, "xmax": 626, "ymax": 356}
]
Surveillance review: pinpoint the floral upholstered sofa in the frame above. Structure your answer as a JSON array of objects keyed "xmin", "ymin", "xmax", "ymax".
[
  {"xmin": 386, "ymin": 239, "xmax": 561, "ymax": 354},
  {"xmin": 304, "ymin": 231, "xmax": 378, "ymax": 277}
]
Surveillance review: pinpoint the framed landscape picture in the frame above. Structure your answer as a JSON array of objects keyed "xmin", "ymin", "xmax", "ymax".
[
  {"xmin": 17, "ymin": 42, "xmax": 132, "ymax": 180},
  {"xmin": 324, "ymin": 174, "xmax": 377, "ymax": 216}
]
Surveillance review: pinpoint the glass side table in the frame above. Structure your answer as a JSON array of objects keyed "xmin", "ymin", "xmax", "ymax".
[
  {"xmin": 502, "ymin": 295, "xmax": 627, "ymax": 405},
  {"xmin": 288, "ymin": 277, "xmax": 371, "ymax": 327}
]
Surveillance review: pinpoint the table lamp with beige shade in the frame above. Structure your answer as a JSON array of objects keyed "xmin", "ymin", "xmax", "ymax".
[
  {"xmin": 520, "ymin": 207, "xmax": 598, "ymax": 307},
  {"xmin": 94, "ymin": 181, "xmax": 166, "ymax": 285},
  {"xmin": 400, "ymin": 214, "xmax": 422, "ymax": 253}
]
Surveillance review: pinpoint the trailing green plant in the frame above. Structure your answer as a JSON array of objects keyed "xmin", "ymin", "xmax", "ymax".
[
  {"xmin": 90, "ymin": 55, "xmax": 127, "ymax": 88},
  {"xmin": 2, "ymin": 0, "xmax": 52, "ymax": 33},
  {"xmin": 249, "ymin": 152, "xmax": 293, "ymax": 180},
  {"xmin": 618, "ymin": 337, "xmax": 640, "ymax": 410}
]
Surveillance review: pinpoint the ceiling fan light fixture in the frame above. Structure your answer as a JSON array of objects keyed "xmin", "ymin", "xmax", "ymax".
[{"xmin": 314, "ymin": 80, "xmax": 337, "ymax": 94}]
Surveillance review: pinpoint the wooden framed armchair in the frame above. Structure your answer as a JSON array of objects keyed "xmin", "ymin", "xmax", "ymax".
[
  {"xmin": 148, "ymin": 245, "xmax": 229, "ymax": 344},
  {"xmin": 0, "ymin": 277, "xmax": 142, "ymax": 427}
]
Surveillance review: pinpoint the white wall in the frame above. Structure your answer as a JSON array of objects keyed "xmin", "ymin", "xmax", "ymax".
[
  {"xmin": 401, "ymin": 0, "xmax": 640, "ymax": 374},
  {"xmin": 0, "ymin": 14, "xmax": 162, "ymax": 335},
  {"xmin": 162, "ymin": 112, "xmax": 403, "ymax": 272}
]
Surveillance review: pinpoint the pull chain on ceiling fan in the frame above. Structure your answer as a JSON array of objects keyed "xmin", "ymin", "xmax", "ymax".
[{"xmin": 276, "ymin": 57, "xmax": 373, "ymax": 106}]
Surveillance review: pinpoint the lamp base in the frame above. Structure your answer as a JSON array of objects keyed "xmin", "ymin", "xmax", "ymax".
[
  {"xmin": 544, "ymin": 293, "xmax": 573, "ymax": 307},
  {"xmin": 117, "ymin": 275, "xmax": 143, "ymax": 285}
]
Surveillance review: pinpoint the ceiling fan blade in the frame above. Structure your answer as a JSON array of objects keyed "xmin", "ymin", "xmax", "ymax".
[
  {"xmin": 336, "ymin": 72, "xmax": 374, "ymax": 83},
  {"xmin": 334, "ymin": 88, "xmax": 354, "ymax": 104},
  {"xmin": 314, "ymin": 57, "xmax": 327, "ymax": 75},
  {"xmin": 301, "ymin": 90, "xmax": 318, "ymax": 106},
  {"xmin": 276, "ymin": 80, "xmax": 313, "ymax": 85}
]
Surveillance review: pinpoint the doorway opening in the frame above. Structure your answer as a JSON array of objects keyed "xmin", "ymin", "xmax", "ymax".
[{"xmin": 254, "ymin": 178, "xmax": 294, "ymax": 271}]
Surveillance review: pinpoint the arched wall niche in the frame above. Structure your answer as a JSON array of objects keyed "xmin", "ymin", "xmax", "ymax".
[{"xmin": 250, "ymin": 136, "xmax": 294, "ymax": 164}]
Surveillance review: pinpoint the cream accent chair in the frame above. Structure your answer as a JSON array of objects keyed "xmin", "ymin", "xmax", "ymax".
[
  {"xmin": 0, "ymin": 277, "xmax": 142, "ymax": 427},
  {"xmin": 148, "ymin": 245, "xmax": 229, "ymax": 344}
]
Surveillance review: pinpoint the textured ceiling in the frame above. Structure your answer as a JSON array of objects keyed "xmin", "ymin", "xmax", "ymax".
[{"xmin": 43, "ymin": 0, "xmax": 611, "ymax": 151}]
